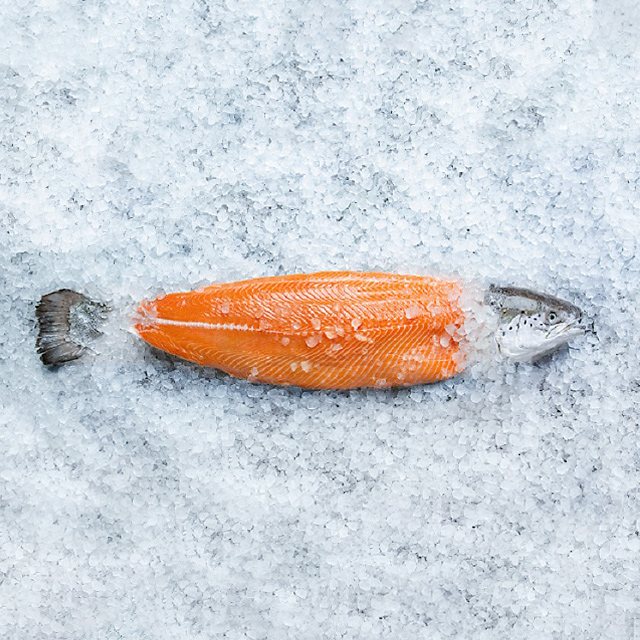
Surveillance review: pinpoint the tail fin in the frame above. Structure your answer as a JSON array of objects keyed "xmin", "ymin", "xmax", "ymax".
[{"xmin": 36, "ymin": 289, "xmax": 110, "ymax": 366}]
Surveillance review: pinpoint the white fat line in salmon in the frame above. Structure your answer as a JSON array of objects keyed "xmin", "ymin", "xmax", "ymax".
[{"xmin": 149, "ymin": 318, "xmax": 254, "ymax": 332}]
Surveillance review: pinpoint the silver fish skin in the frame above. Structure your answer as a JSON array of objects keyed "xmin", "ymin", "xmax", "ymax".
[{"xmin": 484, "ymin": 285, "xmax": 586, "ymax": 362}]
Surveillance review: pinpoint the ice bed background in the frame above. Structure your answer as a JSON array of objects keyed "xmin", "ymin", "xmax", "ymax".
[{"xmin": 2, "ymin": 0, "xmax": 640, "ymax": 638}]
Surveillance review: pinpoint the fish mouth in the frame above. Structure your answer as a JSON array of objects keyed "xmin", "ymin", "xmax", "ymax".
[{"xmin": 546, "ymin": 320, "xmax": 586, "ymax": 342}]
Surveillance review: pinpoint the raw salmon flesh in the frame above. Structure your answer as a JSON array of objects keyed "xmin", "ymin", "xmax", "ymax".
[{"xmin": 133, "ymin": 271, "xmax": 466, "ymax": 389}]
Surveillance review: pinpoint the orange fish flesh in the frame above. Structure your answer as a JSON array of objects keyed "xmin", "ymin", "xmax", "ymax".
[{"xmin": 133, "ymin": 271, "xmax": 466, "ymax": 389}]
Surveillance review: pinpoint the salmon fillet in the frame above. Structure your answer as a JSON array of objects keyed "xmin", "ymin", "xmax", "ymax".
[{"xmin": 133, "ymin": 271, "xmax": 466, "ymax": 389}]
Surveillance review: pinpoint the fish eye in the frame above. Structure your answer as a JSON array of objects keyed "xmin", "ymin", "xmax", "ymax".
[{"xmin": 547, "ymin": 311, "xmax": 558, "ymax": 323}]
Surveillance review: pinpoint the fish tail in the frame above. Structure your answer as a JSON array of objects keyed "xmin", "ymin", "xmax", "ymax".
[{"xmin": 36, "ymin": 289, "xmax": 110, "ymax": 366}]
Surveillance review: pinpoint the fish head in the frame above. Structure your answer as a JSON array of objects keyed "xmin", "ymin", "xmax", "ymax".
[{"xmin": 484, "ymin": 284, "xmax": 586, "ymax": 362}]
